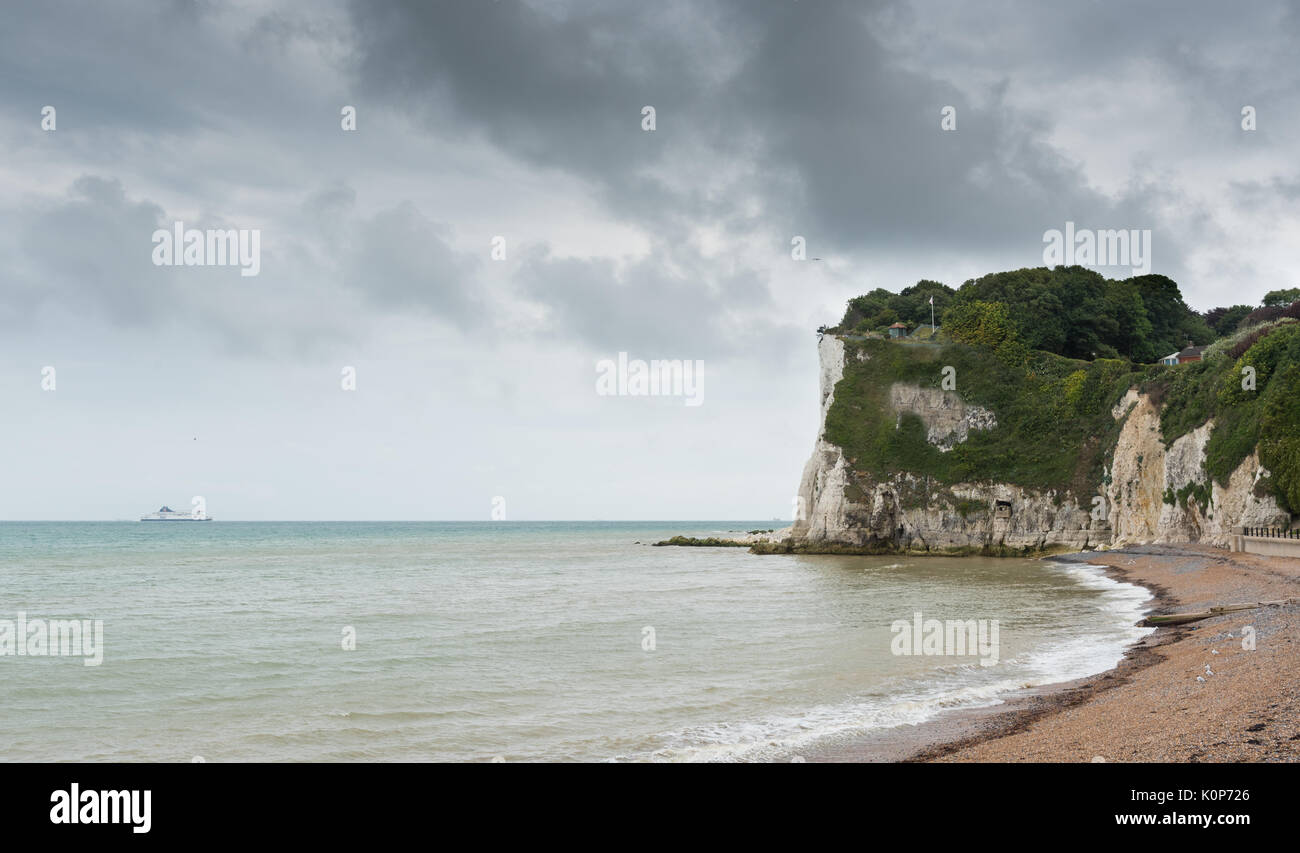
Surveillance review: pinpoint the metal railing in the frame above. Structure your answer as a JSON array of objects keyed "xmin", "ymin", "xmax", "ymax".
[{"xmin": 1243, "ymin": 527, "xmax": 1300, "ymax": 539}]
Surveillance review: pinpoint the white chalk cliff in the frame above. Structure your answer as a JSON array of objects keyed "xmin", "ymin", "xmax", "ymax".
[
  {"xmin": 790, "ymin": 338, "xmax": 1290, "ymax": 553},
  {"xmin": 1105, "ymin": 389, "xmax": 1287, "ymax": 546}
]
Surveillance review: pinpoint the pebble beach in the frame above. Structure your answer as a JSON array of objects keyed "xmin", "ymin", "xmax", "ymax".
[{"xmin": 895, "ymin": 545, "xmax": 1300, "ymax": 762}]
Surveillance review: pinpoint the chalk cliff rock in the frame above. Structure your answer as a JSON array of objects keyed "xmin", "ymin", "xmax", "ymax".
[
  {"xmin": 1105, "ymin": 390, "xmax": 1288, "ymax": 547},
  {"xmin": 791, "ymin": 339, "xmax": 1289, "ymax": 553},
  {"xmin": 887, "ymin": 383, "xmax": 997, "ymax": 451},
  {"xmin": 792, "ymin": 335, "xmax": 854, "ymax": 543}
]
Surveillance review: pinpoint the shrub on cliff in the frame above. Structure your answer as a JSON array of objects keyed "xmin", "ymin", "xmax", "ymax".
[
  {"xmin": 1221, "ymin": 321, "xmax": 1300, "ymax": 402},
  {"xmin": 1063, "ymin": 369, "xmax": 1089, "ymax": 411},
  {"xmin": 1154, "ymin": 354, "xmax": 1237, "ymax": 447},
  {"xmin": 1242, "ymin": 304, "xmax": 1285, "ymax": 329},
  {"xmin": 1200, "ymin": 323, "xmax": 1300, "ymax": 508},
  {"xmin": 1259, "ymin": 362, "xmax": 1300, "ymax": 513},
  {"xmin": 1227, "ymin": 327, "xmax": 1270, "ymax": 360},
  {"xmin": 1204, "ymin": 405, "xmax": 1261, "ymax": 487},
  {"xmin": 941, "ymin": 300, "xmax": 1029, "ymax": 365}
]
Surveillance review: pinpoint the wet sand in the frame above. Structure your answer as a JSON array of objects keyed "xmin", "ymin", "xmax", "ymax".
[{"xmin": 820, "ymin": 544, "xmax": 1300, "ymax": 762}]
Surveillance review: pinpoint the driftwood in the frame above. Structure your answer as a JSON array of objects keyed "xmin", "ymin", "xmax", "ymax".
[{"xmin": 1143, "ymin": 598, "xmax": 1298, "ymax": 626}]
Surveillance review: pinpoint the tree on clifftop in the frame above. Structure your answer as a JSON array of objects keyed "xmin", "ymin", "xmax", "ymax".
[
  {"xmin": 1130, "ymin": 273, "xmax": 1214, "ymax": 355},
  {"xmin": 1262, "ymin": 287, "xmax": 1300, "ymax": 308},
  {"xmin": 837, "ymin": 267, "xmax": 1213, "ymax": 362},
  {"xmin": 1203, "ymin": 304, "xmax": 1255, "ymax": 336},
  {"xmin": 941, "ymin": 300, "xmax": 1028, "ymax": 365},
  {"xmin": 838, "ymin": 280, "xmax": 956, "ymax": 333},
  {"xmin": 947, "ymin": 267, "xmax": 1209, "ymax": 362}
]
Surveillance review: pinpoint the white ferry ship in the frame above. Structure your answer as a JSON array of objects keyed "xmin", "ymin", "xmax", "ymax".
[{"xmin": 140, "ymin": 505, "xmax": 212, "ymax": 521}]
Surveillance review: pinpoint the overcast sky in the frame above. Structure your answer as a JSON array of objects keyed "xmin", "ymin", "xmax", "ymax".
[{"xmin": 3, "ymin": 0, "xmax": 1299, "ymax": 520}]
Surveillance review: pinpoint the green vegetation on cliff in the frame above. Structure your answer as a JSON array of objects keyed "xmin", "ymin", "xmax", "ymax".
[
  {"xmin": 823, "ymin": 269, "xmax": 1300, "ymax": 515},
  {"xmin": 824, "ymin": 336, "xmax": 1134, "ymax": 499},
  {"xmin": 839, "ymin": 280, "xmax": 955, "ymax": 333},
  {"xmin": 1149, "ymin": 320, "xmax": 1300, "ymax": 510},
  {"xmin": 833, "ymin": 266, "xmax": 1212, "ymax": 363}
]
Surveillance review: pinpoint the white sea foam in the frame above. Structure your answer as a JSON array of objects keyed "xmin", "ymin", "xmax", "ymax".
[{"xmin": 625, "ymin": 559, "xmax": 1154, "ymax": 763}]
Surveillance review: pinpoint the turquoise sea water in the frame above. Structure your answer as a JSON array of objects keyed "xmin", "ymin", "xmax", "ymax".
[{"xmin": 0, "ymin": 521, "xmax": 1152, "ymax": 761}]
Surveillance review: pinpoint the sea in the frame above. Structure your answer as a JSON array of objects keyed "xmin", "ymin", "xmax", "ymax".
[{"xmin": 0, "ymin": 521, "xmax": 1153, "ymax": 762}]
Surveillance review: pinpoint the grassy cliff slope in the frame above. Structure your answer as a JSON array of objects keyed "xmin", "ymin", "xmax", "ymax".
[{"xmin": 822, "ymin": 320, "xmax": 1300, "ymax": 516}]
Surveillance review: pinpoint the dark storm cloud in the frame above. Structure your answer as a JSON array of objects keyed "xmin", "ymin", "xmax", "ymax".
[
  {"xmin": 341, "ymin": 0, "xmax": 1300, "ymax": 321},
  {"xmin": 717, "ymin": 1, "xmax": 1137, "ymax": 252},
  {"xmin": 345, "ymin": 0, "xmax": 1156, "ymax": 261},
  {"xmin": 347, "ymin": 0, "xmax": 750, "ymax": 235},
  {"xmin": 348, "ymin": 0, "xmax": 713, "ymax": 174},
  {"xmin": 6, "ymin": 0, "xmax": 1300, "ymax": 351},
  {"xmin": 1, "ymin": 2, "xmax": 249, "ymax": 133}
]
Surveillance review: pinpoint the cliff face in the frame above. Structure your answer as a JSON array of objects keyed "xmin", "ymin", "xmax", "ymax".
[
  {"xmin": 887, "ymin": 384, "xmax": 996, "ymax": 451},
  {"xmin": 1105, "ymin": 390, "xmax": 1287, "ymax": 547},
  {"xmin": 792, "ymin": 339, "xmax": 1290, "ymax": 554},
  {"xmin": 792, "ymin": 335, "xmax": 854, "ymax": 543}
]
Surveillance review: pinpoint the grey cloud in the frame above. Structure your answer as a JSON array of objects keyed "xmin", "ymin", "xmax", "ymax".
[
  {"xmin": 344, "ymin": 0, "xmax": 1174, "ymax": 272},
  {"xmin": 514, "ymin": 242, "xmax": 794, "ymax": 361},
  {"xmin": 7, "ymin": 0, "xmax": 1300, "ymax": 346},
  {"xmin": 344, "ymin": 201, "xmax": 483, "ymax": 323},
  {"xmin": 293, "ymin": 182, "xmax": 487, "ymax": 328},
  {"xmin": 0, "ymin": 3, "xmax": 229, "ymax": 134},
  {"xmin": 15, "ymin": 176, "xmax": 169, "ymax": 327},
  {"xmin": 4, "ymin": 175, "xmax": 488, "ymax": 356},
  {"xmin": 1232, "ymin": 176, "xmax": 1300, "ymax": 205},
  {"xmin": 7, "ymin": 176, "xmax": 312, "ymax": 354}
]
